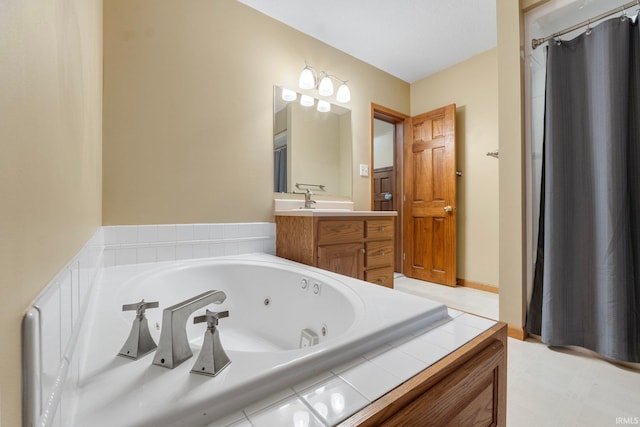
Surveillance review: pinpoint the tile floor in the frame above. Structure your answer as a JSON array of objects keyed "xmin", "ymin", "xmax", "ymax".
[
  {"xmin": 394, "ymin": 273, "xmax": 499, "ymax": 320},
  {"xmin": 394, "ymin": 274, "xmax": 640, "ymax": 427}
]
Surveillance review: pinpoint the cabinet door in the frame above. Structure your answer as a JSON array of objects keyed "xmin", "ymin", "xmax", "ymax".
[{"xmin": 318, "ymin": 243, "xmax": 364, "ymax": 280}]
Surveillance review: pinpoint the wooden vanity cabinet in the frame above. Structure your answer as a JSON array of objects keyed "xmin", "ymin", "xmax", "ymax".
[{"xmin": 275, "ymin": 214, "xmax": 396, "ymax": 288}]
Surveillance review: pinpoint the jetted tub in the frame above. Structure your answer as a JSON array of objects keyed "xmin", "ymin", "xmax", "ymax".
[{"xmin": 72, "ymin": 254, "xmax": 449, "ymax": 426}]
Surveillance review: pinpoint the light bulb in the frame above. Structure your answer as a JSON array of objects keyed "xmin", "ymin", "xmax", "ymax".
[
  {"xmin": 318, "ymin": 75, "xmax": 334, "ymax": 96},
  {"xmin": 300, "ymin": 94, "xmax": 314, "ymax": 107},
  {"xmin": 281, "ymin": 88, "xmax": 297, "ymax": 102},
  {"xmin": 336, "ymin": 83, "xmax": 351, "ymax": 103},
  {"xmin": 317, "ymin": 100, "xmax": 330, "ymax": 112},
  {"xmin": 299, "ymin": 67, "xmax": 315, "ymax": 90}
]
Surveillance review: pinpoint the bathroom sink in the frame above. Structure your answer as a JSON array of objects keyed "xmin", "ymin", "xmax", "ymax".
[
  {"xmin": 274, "ymin": 198, "xmax": 355, "ymax": 211},
  {"xmin": 275, "ymin": 209, "xmax": 397, "ymax": 217}
]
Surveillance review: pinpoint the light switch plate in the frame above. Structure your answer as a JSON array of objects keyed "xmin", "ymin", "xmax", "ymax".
[{"xmin": 359, "ymin": 164, "xmax": 369, "ymax": 177}]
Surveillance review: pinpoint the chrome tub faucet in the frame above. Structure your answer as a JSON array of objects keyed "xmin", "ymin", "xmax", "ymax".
[{"xmin": 152, "ymin": 290, "xmax": 227, "ymax": 369}]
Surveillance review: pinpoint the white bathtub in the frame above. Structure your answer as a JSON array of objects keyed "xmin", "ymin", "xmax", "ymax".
[{"xmin": 72, "ymin": 254, "xmax": 449, "ymax": 426}]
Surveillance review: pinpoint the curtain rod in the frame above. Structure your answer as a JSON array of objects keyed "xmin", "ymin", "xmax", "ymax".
[{"xmin": 531, "ymin": 0, "xmax": 639, "ymax": 49}]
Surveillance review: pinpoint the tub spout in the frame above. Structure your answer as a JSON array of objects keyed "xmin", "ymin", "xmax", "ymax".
[{"xmin": 153, "ymin": 290, "xmax": 227, "ymax": 369}]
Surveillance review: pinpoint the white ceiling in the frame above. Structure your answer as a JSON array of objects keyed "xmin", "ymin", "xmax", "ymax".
[{"xmin": 238, "ymin": 0, "xmax": 497, "ymax": 83}]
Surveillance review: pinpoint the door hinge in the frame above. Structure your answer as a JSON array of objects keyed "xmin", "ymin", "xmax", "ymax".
[{"xmin": 403, "ymin": 253, "xmax": 406, "ymax": 261}]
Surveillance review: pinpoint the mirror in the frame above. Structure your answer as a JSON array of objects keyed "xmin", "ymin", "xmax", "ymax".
[{"xmin": 273, "ymin": 86, "xmax": 352, "ymax": 198}]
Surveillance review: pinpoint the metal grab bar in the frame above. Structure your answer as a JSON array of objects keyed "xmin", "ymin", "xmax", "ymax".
[{"xmin": 295, "ymin": 183, "xmax": 326, "ymax": 191}]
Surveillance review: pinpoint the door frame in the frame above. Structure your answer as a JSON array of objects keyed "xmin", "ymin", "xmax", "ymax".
[{"xmin": 370, "ymin": 103, "xmax": 410, "ymax": 273}]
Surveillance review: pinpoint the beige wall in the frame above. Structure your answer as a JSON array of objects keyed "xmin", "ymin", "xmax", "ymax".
[
  {"xmin": 0, "ymin": 0, "xmax": 103, "ymax": 424},
  {"xmin": 497, "ymin": 0, "xmax": 527, "ymax": 329},
  {"xmin": 411, "ymin": 49, "xmax": 499, "ymax": 287},
  {"xmin": 103, "ymin": 0, "xmax": 410, "ymax": 225}
]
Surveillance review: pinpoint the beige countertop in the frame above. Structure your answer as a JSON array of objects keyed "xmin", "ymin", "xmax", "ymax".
[{"xmin": 274, "ymin": 209, "xmax": 397, "ymax": 217}]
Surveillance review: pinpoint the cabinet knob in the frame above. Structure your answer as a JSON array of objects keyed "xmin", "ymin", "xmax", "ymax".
[
  {"xmin": 360, "ymin": 248, "xmax": 366, "ymax": 254},
  {"xmin": 379, "ymin": 250, "xmax": 385, "ymax": 256},
  {"xmin": 377, "ymin": 277, "xmax": 386, "ymax": 283},
  {"xmin": 379, "ymin": 226, "xmax": 385, "ymax": 232}
]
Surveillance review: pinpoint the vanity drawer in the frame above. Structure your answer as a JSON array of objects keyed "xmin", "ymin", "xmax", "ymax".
[
  {"xmin": 366, "ymin": 241, "xmax": 394, "ymax": 268},
  {"xmin": 365, "ymin": 266, "xmax": 394, "ymax": 288},
  {"xmin": 317, "ymin": 220, "xmax": 364, "ymax": 244},
  {"xmin": 366, "ymin": 219, "xmax": 394, "ymax": 240}
]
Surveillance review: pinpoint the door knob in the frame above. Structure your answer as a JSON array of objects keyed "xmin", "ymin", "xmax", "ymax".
[
  {"xmin": 443, "ymin": 205, "xmax": 453, "ymax": 213},
  {"xmin": 384, "ymin": 192, "xmax": 392, "ymax": 200}
]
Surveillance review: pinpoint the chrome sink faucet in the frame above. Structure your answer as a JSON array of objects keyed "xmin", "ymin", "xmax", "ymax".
[
  {"xmin": 153, "ymin": 290, "xmax": 227, "ymax": 369},
  {"xmin": 304, "ymin": 188, "xmax": 316, "ymax": 209}
]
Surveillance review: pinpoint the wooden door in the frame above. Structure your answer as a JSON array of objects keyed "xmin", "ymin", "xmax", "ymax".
[
  {"xmin": 404, "ymin": 104, "xmax": 456, "ymax": 286},
  {"xmin": 373, "ymin": 167, "xmax": 394, "ymax": 211},
  {"xmin": 318, "ymin": 243, "xmax": 364, "ymax": 280}
]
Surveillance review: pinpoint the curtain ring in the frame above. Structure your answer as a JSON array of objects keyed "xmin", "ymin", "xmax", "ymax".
[
  {"xmin": 585, "ymin": 20, "xmax": 592, "ymax": 36},
  {"xmin": 554, "ymin": 33, "xmax": 562, "ymax": 46}
]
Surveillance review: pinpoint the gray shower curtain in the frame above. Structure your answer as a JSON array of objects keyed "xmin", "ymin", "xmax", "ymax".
[
  {"xmin": 274, "ymin": 147, "xmax": 287, "ymax": 193},
  {"xmin": 527, "ymin": 16, "xmax": 640, "ymax": 363}
]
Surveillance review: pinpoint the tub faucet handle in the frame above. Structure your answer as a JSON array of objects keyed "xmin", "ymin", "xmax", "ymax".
[
  {"xmin": 194, "ymin": 310, "xmax": 229, "ymax": 327},
  {"xmin": 118, "ymin": 299, "xmax": 159, "ymax": 360},
  {"xmin": 122, "ymin": 300, "xmax": 159, "ymax": 317},
  {"xmin": 191, "ymin": 309, "xmax": 231, "ymax": 377}
]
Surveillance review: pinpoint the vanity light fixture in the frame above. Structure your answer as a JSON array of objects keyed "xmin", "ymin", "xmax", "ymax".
[{"xmin": 298, "ymin": 62, "xmax": 351, "ymax": 104}]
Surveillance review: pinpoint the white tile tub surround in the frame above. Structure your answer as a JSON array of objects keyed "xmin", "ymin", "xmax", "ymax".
[
  {"xmin": 204, "ymin": 309, "xmax": 495, "ymax": 427},
  {"xmin": 22, "ymin": 228, "xmax": 104, "ymax": 427},
  {"xmin": 103, "ymin": 223, "xmax": 276, "ymax": 267}
]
